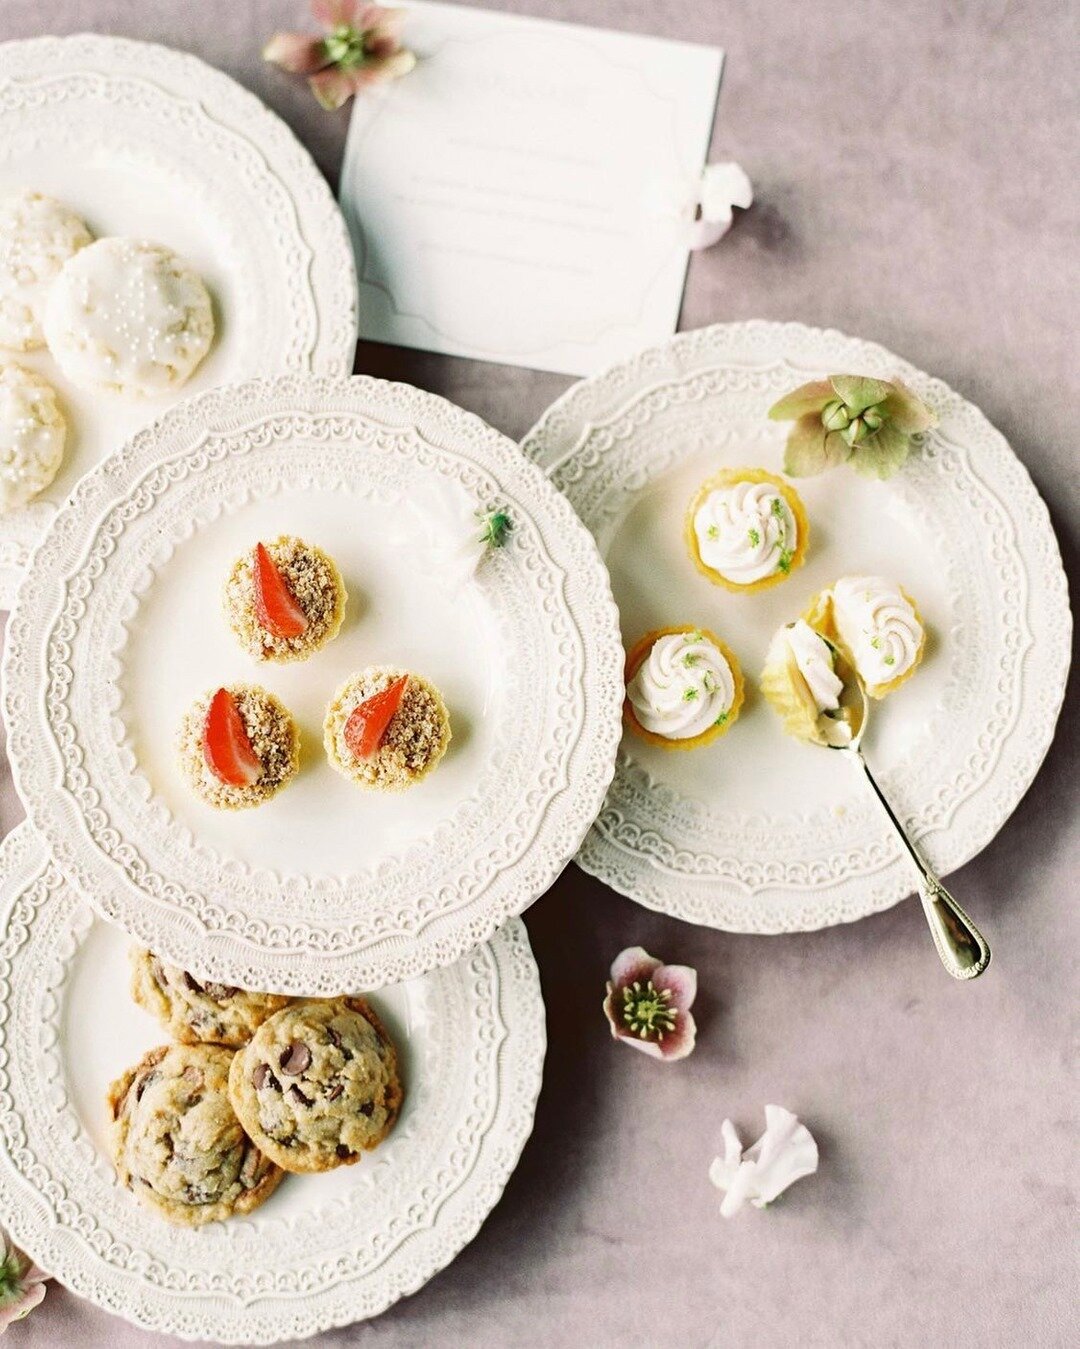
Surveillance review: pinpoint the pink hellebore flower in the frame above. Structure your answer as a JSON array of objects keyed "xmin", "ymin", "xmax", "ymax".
[
  {"xmin": 264, "ymin": 1, "xmax": 417, "ymax": 110},
  {"xmin": 0, "ymin": 1227, "xmax": 48, "ymax": 1332},
  {"xmin": 602, "ymin": 946, "xmax": 697, "ymax": 1061}
]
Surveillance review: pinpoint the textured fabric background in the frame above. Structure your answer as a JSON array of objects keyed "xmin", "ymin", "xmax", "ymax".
[{"xmin": 0, "ymin": 1, "xmax": 1076, "ymax": 1345}]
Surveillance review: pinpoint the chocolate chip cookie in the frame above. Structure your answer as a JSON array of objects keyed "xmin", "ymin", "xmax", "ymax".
[
  {"xmin": 228, "ymin": 998, "xmax": 403, "ymax": 1174},
  {"xmin": 108, "ymin": 1043, "xmax": 283, "ymax": 1226},
  {"xmin": 130, "ymin": 947, "xmax": 291, "ymax": 1048}
]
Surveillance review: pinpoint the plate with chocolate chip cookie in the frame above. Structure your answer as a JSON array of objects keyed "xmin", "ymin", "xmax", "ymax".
[
  {"xmin": 3, "ymin": 374, "xmax": 623, "ymax": 994},
  {"xmin": 0, "ymin": 823, "xmax": 546, "ymax": 1342}
]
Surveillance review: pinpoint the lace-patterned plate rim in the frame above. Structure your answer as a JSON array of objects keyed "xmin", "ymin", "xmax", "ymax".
[
  {"xmin": 2, "ymin": 374, "xmax": 624, "ymax": 993},
  {"xmin": 0, "ymin": 822, "xmax": 547, "ymax": 1344},
  {"xmin": 521, "ymin": 320, "xmax": 1072, "ymax": 933},
  {"xmin": 0, "ymin": 33, "xmax": 359, "ymax": 608}
]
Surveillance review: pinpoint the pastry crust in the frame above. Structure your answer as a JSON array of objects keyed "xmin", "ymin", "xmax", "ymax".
[
  {"xmin": 130, "ymin": 947, "xmax": 291, "ymax": 1048},
  {"xmin": 108, "ymin": 1043, "xmax": 283, "ymax": 1226},
  {"xmin": 623, "ymin": 625, "xmax": 744, "ymax": 751},
  {"xmin": 228, "ymin": 998, "xmax": 403, "ymax": 1174},
  {"xmin": 224, "ymin": 535, "xmax": 347, "ymax": 663},
  {"xmin": 685, "ymin": 467, "xmax": 809, "ymax": 593},
  {"xmin": 758, "ymin": 622, "xmax": 861, "ymax": 746},
  {"xmin": 324, "ymin": 666, "xmax": 451, "ymax": 791},
  {"xmin": 178, "ymin": 683, "xmax": 300, "ymax": 810},
  {"xmin": 803, "ymin": 585, "xmax": 926, "ymax": 699}
]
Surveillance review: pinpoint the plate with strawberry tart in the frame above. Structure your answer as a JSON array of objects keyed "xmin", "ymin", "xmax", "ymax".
[{"xmin": 3, "ymin": 374, "xmax": 623, "ymax": 994}]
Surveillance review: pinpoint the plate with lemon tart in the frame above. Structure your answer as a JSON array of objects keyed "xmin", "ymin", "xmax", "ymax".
[{"xmin": 522, "ymin": 321, "xmax": 1071, "ymax": 933}]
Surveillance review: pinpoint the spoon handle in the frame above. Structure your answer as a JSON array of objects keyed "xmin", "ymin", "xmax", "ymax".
[{"xmin": 851, "ymin": 752, "xmax": 991, "ymax": 980}]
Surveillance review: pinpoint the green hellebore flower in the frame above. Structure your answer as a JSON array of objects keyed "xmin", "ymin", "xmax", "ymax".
[{"xmin": 768, "ymin": 373, "xmax": 938, "ymax": 480}]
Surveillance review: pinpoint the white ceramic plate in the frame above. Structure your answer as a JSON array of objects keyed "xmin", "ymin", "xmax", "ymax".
[
  {"xmin": 521, "ymin": 321, "xmax": 1072, "ymax": 932},
  {"xmin": 3, "ymin": 374, "xmax": 622, "ymax": 992},
  {"xmin": 0, "ymin": 34, "xmax": 358, "ymax": 606},
  {"xmin": 0, "ymin": 822, "xmax": 545, "ymax": 1343}
]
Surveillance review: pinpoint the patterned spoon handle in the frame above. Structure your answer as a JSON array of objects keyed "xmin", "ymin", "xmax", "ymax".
[{"xmin": 851, "ymin": 751, "xmax": 992, "ymax": 980}]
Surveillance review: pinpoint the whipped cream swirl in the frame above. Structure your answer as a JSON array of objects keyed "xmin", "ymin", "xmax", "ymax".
[
  {"xmin": 693, "ymin": 479, "xmax": 797, "ymax": 585},
  {"xmin": 831, "ymin": 576, "xmax": 922, "ymax": 686},
  {"xmin": 627, "ymin": 630, "xmax": 735, "ymax": 740},
  {"xmin": 786, "ymin": 620, "xmax": 842, "ymax": 712}
]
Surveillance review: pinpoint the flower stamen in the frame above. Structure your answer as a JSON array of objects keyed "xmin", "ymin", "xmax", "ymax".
[{"xmin": 621, "ymin": 979, "xmax": 678, "ymax": 1039}]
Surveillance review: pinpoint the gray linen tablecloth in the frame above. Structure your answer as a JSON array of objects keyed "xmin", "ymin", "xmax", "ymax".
[{"xmin": 1, "ymin": 1, "xmax": 1076, "ymax": 1345}]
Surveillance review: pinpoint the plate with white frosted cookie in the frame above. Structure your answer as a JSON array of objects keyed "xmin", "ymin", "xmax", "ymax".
[
  {"xmin": 0, "ymin": 824, "xmax": 545, "ymax": 1343},
  {"xmin": 0, "ymin": 34, "xmax": 358, "ymax": 605},
  {"xmin": 3, "ymin": 375, "xmax": 622, "ymax": 993},
  {"xmin": 522, "ymin": 321, "xmax": 1071, "ymax": 932}
]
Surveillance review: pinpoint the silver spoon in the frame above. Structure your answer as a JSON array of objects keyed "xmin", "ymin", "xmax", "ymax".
[{"xmin": 816, "ymin": 660, "xmax": 991, "ymax": 981}]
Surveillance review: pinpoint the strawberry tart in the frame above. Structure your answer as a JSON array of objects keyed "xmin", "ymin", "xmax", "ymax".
[
  {"xmin": 179, "ymin": 684, "xmax": 300, "ymax": 809},
  {"xmin": 323, "ymin": 667, "xmax": 451, "ymax": 792},
  {"xmin": 224, "ymin": 536, "xmax": 346, "ymax": 663}
]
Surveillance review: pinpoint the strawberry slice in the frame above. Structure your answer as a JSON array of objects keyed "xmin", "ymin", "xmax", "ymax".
[
  {"xmin": 253, "ymin": 542, "xmax": 308, "ymax": 639},
  {"xmin": 203, "ymin": 688, "xmax": 263, "ymax": 787},
  {"xmin": 344, "ymin": 677, "xmax": 408, "ymax": 760}
]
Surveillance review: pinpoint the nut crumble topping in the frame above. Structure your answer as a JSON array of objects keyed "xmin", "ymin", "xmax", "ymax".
[{"xmin": 224, "ymin": 534, "xmax": 346, "ymax": 662}]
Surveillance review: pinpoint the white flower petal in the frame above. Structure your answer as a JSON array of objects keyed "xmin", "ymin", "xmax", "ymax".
[
  {"xmin": 709, "ymin": 1105, "xmax": 818, "ymax": 1217},
  {"xmin": 384, "ymin": 478, "xmax": 487, "ymax": 594},
  {"xmin": 701, "ymin": 161, "xmax": 754, "ymax": 217},
  {"xmin": 688, "ymin": 214, "xmax": 733, "ymax": 250}
]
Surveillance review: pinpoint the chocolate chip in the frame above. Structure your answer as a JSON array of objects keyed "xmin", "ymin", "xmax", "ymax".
[
  {"xmin": 326, "ymin": 1027, "xmax": 342, "ymax": 1049},
  {"xmin": 181, "ymin": 1065, "xmax": 202, "ymax": 1087},
  {"xmin": 279, "ymin": 1041, "xmax": 311, "ymax": 1075},
  {"xmin": 336, "ymin": 1144, "xmax": 354, "ymax": 1160},
  {"xmin": 289, "ymin": 1084, "xmax": 312, "ymax": 1108},
  {"xmin": 327, "ymin": 1084, "xmax": 344, "ymax": 1101},
  {"xmin": 252, "ymin": 1062, "xmax": 279, "ymax": 1091},
  {"xmin": 358, "ymin": 1101, "xmax": 374, "ymax": 1117},
  {"xmin": 182, "ymin": 972, "xmax": 203, "ymax": 994},
  {"xmin": 239, "ymin": 1148, "xmax": 262, "ymax": 1187},
  {"xmin": 134, "ymin": 1070, "xmax": 158, "ymax": 1102}
]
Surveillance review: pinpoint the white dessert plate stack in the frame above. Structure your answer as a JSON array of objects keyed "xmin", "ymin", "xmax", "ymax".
[{"xmin": 0, "ymin": 37, "xmax": 629, "ymax": 1339}]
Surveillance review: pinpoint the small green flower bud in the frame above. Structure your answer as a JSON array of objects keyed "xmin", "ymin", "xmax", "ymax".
[
  {"xmin": 821, "ymin": 399, "xmax": 851, "ymax": 432},
  {"xmin": 862, "ymin": 406, "xmax": 884, "ymax": 432},
  {"xmin": 842, "ymin": 417, "xmax": 867, "ymax": 447}
]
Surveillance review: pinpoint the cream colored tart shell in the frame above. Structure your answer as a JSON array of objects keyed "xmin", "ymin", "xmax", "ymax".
[
  {"xmin": 803, "ymin": 586, "xmax": 927, "ymax": 699},
  {"xmin": 623, "ymin": 626, "xmax": 745, "ymax": 750},
  {"xmin": 685, "ymin": 467, "xmax": 810, "ymax": 593},
  {"xmin": 224, "ymin": 537, "xmax": 346, "ymax": 664},
  {"xmin": 323, "ymin": 668, "xmax": 451, "ymax": 791}
]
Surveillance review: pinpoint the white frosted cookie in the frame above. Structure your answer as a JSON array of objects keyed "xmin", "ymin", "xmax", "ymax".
[
  {"xmin": 0, "ymin": 190, "xmax": 93, "ymax": 350},
  {"xmin": 43, "ymin": 238, "xmax": 214, "ymax": 398},
  {"xmin": 0, "ymin": 364, "xmax": 66, "ymax": 514}
]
